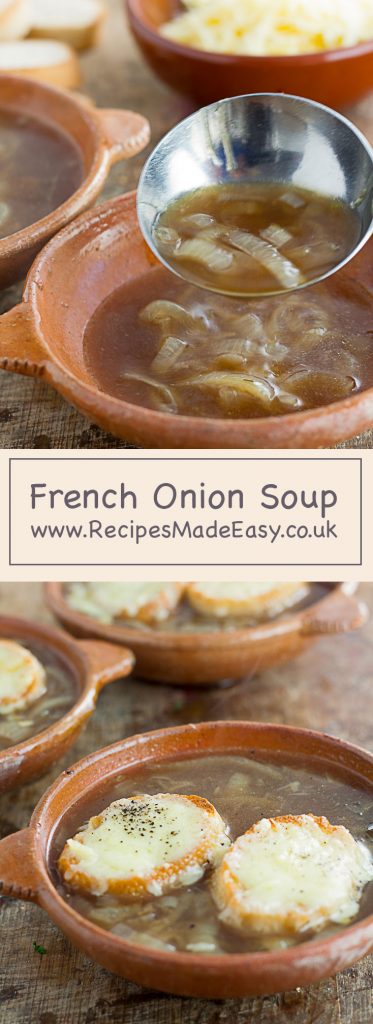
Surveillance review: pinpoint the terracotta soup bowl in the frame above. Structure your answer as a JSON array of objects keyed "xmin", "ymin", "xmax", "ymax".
[
  {"xmin": 0, "ymin": 615, "xmax": 134, "ymax": 792},
  {"xmin": 45, "ymin": 582, "xmax": 368, "ymax": 686},
  {"xmin": 0, "ymin": 192, "xmax": 372, "ymax": 448},
  {"xmin": 126, "ymin": 0, "xmax": 373, "ymax": 109},
  {"xmin": 0, "ymin": 75, "xmax": 149, "ymax": 287},
  {"xmin": 0, "ymin": 720, "xmax": 372, "ymax": 997}
]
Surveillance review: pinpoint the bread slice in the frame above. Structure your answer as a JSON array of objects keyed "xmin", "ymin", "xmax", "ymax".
[
  {"xmin": 0, "ymin": 638, "xmax": 47, "ymax": 715},
  {"xmin": 58, "ymin": 793, "xmax": 231, "ymax": 897},
  {"xmin": 29, "ymin": 0, "xmax": 106, "ymax": 50},
  {"xmin": 212, "ymin": 814, "xmax": 373, "ymax": 936},
  {"xmin": 0, "ymin": 38, "xmax": 81, "ymax": 87},
  {"xmin": 67, "ymin": 582, "xmax": 185, "ymax": 625},
  {"xmin": 0, "ymin": 0, "xmax": 33, "ymax": 41},
  {"xmin": 186, "ymin": 582, "xmax": 308, "ymax": 619}
]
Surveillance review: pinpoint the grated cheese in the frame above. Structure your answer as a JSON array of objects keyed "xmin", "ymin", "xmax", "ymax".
[{"xmin": 161, "ymin": 0, "xmax": 373, "ymax": 56}]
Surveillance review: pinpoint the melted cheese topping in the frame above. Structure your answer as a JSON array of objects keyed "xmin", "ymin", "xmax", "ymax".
[
  {"xmin": 67, "ymin": 582, "xmax": 184, "ymax": 625},
  {"xmin": 212, "ymin": 814, "xmax": 373, "ymax": 935},
  {"xmin": 59, "ymin": 793, "xmax": 231, "ymax": 897},
  {"xmin": 187, "ymin": 581, "xmax": 307, "ymax": 618},
  {"xmin": 161, "ymin": 0, "xmax": 373, "ymax": 55},
  {"xmin": 0, "ymin": 639, "xmax": 47, "ymax": 715}
]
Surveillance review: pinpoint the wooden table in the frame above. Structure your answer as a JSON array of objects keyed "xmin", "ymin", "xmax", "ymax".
[
  {"xmin": 0, "ymin": 0, "xmax": 372, "ymax": 448},
  {"xmin": 0, "ymin": 581, "xmax": 372, "ymax": 1022}
]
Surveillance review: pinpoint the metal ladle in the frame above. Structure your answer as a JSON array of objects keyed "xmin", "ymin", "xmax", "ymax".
[{"xmin": 137, "ymin": 93, "xmax": 373, "ymax": 297}]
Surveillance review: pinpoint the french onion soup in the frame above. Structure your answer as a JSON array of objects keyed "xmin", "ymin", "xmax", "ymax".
[
  {"xmin": 55, "ymin": 751, "xmax": 373, "ymax": 955},
  {"xmin": 0, "ymin": 108, "xmax": 83, "ymax": 238},
  {"xmin": 83, "ymin": 263, "xmax": 373, "ymax": 420},
  {"xmin": 0, "ymin": 637, "xmax": 78, "ymax": 749}
]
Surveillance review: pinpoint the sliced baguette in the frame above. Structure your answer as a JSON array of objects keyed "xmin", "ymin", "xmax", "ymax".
[
  {"xmin": 186, "ymin": 582, "xmax": 309, "ymax": 619},
  {"xmin": 0, "ymin": 38, "xmax": 81, "ymax": 86},
  {"xmin": 29, "ymin": 0, "xmax": 106, "ymax": 50},
  {"xmin": 0, "ymin": 0, "xmax": 33, "ymax": 41}
]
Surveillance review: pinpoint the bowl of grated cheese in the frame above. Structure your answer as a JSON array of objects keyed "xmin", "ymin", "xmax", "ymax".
[{"xmin": 126, "ymin": 0, "xmax": 373, "ymax": 108}]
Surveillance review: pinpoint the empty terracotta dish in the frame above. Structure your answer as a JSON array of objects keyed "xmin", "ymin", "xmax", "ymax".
[
  {"xmin": 126, "ymin": 0, "xmax": 373, "ymax": 109},
  {"xmin": 45, "ymin": 582, "xmax": 368, "ymax": 686},
  {"xmin": 0, "ymin": 191, "xmax": 372, "ymax": 448},
  {"xmin": 0, "ymin": 614, "xmax": 134, "ymax": 792},
  {"xmin": 0, "ymin": 74, "xmax": 149, "ymax": 287},
  {"xmin": 0, "ymin": 719, "xmax": 372, "ymax": 997}
]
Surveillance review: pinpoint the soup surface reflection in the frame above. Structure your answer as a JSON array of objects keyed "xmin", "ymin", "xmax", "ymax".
[
  {"xmin": 0, "ymin": 639, "xmax": 78, "ymax": 749},
  {"xmin": 83, "ymin": 264, "xmax": 373, "ymax": 419},
  {"xmin": 56, "ymin": 752, "xmax": 373, "ymax": 955},
  {"xmin": 0, "ymin": 108, "xmax": 83, "ymax": 237}
]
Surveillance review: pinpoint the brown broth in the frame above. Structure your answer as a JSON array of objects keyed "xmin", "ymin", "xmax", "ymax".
[
  {"xmin": 83, "ymin": 265, "xmax": 373, "ymax": 419},
  {"xmin": 154, "ymin": 183, "xmax": 360, "ymax": 295},
  {"xmin": 0, "ymin": 108, "xmax": 83, "ymax": 238},
  {"xmin": 64, "ymin": 581, "xmax": 327, "ymax": 633},
  {"xmin": 0, "ymin": 639, "xmax": 78, "ymax": 749},
  {"xmin": 55, "ymin": 751, "xmax": 373, "ymax": 955}
]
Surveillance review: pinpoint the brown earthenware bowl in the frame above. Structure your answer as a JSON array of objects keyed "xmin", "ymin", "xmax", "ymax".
[
  {"xmin": 126, "ymin": 0, "xmax": 373, "ymax": 109},
  {"xmin": 0, "ymin": 615, "xmax": 134, "ymax": 792},
  {"xmin": 0, "ymin": 719, "xmax": 372, "ymax": 997},
  {"xmin": 0, "ymin": 74, "xmax": 150, "ymax": 287},
  {"xmin": 45, "ymin": 582, "xmax": 368, "ymax": 686},
  {"xmin": 0, "ymin": 192, "xmax": 372, "ymax": 448}
]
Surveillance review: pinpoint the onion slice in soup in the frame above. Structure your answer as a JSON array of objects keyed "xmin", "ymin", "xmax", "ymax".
[
  {"xmin": 151, "ymin": 336, "xmax": 189, "ymax": 375},
  {"xmin": 121, "ymin": 373, "xmax": 178, "ymax": 412},
  {"xmin": 186, "ymin": 371, "xmax": 276, "ymax": 404},
  {"xmin": 176, "ymin": 237, "xmax": 234, "ymax": 272},
  {"xmin": 225, "ymin": 229, "xmax": 304, "ymax": 289}
]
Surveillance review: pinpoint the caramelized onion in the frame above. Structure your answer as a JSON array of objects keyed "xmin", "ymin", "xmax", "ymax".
[
  {"xmin": 151, "ymin": 336, "xmax": 188, "ymax": 375},
  {"xmin": 224, "ymin": 228, "xmax": 304, "ymax": 288},
  {"xmin": 121, "ymin": 373, "xmax": 178, "ymax": 412},
  {"xmin": 176, "ymin": 237, "xmax": 234, "ymax": 272},
  {"xmin": 260, "ymin": 224, "xmax": 292, "ymax": 247},
  {"xmin": 186, "ymin": 371, "xmax": 276, "ymax": 404}
]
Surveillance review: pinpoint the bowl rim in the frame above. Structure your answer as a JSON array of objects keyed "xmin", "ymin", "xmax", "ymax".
[
  {"xmin": 0, "ymin": 74, "xmax": 111, "ymax": 260},
  {"xmin": 44, "ymin": 581, "xmax": 354, "ymax": 651},
  {"xmin": 126, "ymin": 0, "xmax": 373, "ymax": 66},
  {"xmin": 21, "ymin": 190, "xmax": 373, "ymax": 443},
  {"xmin": 29, "ymin": 719, "xmax": 373, "ymax": 976},
  {"xmin": 0, "ymin": 614, "xmax": 133, "ymax": 768}
]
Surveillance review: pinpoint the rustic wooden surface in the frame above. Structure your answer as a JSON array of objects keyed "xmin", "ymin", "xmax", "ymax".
[
  {"xmin": 0, "ymin": 581, "xmax": 372, "ymax": 1022},
  {"xmin": 0, "ymin": 0, "xmax": 372, "ymax": 448}
]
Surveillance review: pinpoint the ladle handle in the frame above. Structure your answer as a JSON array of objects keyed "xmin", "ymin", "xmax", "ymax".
[
  {"xmin": 0, "ymin": 303, "xmax": 45, "ymax": 377},
  {"xmin": 301, "ymin": 589, "xmax": 368, "ymax": 637},
  {"xmin": 76, "ymin": 639, "xmax": 135, "ymax": 693},
  {"xmin": 98, "ymin": 108, "xmax": 150, "ymax": 164},
  {"xmin": 0, "ymin": 828, "xmax": 38, "ymax": 902}
]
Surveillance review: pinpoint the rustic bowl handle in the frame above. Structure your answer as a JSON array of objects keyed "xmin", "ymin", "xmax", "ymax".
[
  {"xmin": 301, "ymin": 591, "xmax": 368, "ymax": 637},
  {"xmin": 0, "ymin": 829, "xmax": 38, "ymax": 902},
  {"xmin": 0, "ymin": 303, "xmax": 45, "ymax": 378},
  {"xmin": 97, "ymin": 108, "xmax": 150, "ymax": 164},
  {"xmin": 76, "ymin": 639, "xmax": 135, "ymax": 693}
]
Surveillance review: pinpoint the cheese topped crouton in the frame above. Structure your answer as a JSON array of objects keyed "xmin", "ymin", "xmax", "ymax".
[
  {"xmin": 59, "ymin": 793, "xmax": 231, "ymax": 898},
  {"xmin": 67, "ymin": 582, "xmax": 184, "ymax": 625},
  {"xmin": 187, "ymin": 582, "xmax": 307, "ymax": 619},
  {"xmin": 0, "ymin": 639, "xmax": 47, "ymax": 715},
  {"xmin": 212, "ymin": 813, "xmax": 373, "ymax": 935}
]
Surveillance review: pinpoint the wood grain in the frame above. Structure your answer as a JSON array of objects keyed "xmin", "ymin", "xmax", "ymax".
[
  {"xmin": 0, "ymin": 582, "xmax": 372, "ymax": 1022},
  {"xmin": 0, "ymin": 0, "xmax": 372, "ymax": 449}
]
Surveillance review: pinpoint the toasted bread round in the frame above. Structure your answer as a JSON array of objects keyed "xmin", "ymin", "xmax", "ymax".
[
  {"xmin": 0, "ymin": 639, "xmax": 47, "ymax": 715},
  {"xmin": 0, "ymin": 0, "xmax": 33, "ymax": 40},
  {"xmin": 0, "ymin": 38, "xmax": 81, "ymax": 87},
  {"xmin": 30, "ymin": 0, "xmax": 106, "ymax": 51},
  {"xmin": 212, "ymin": 813, "xmax": 373, "ymax": 936},
  {"xmin": 67, "ymin": 582, "xmax": 184, "ymax": 625},
  {"xmin": 186, "ymin": 582, "xmax": 308, "ymax": 619},
  {"xmin": 58, "ymin": 793, "xmax": 231, "ymax": 898}
]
